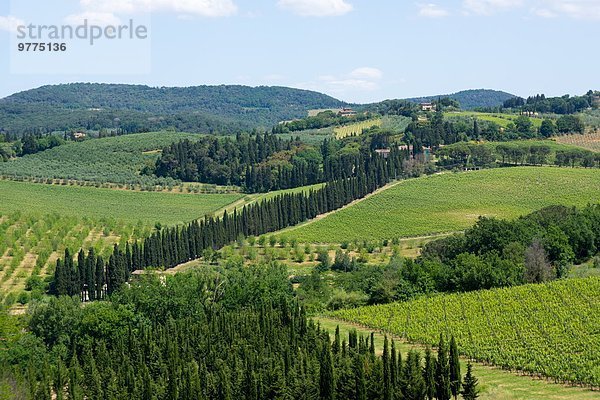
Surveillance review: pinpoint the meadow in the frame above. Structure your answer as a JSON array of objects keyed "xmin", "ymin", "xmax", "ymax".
[
  {"xmin": 331, "ymin": 277, "xmax": 600, "ymax": 387},
  {"xmin": 288, "ymin": 167, "xmax": 600, "ymax": 243},
  {"xmin": 0, "ymin": 180, "xmax": 242, "ymax": 225},
  {"xmin": 0, "ymin": 131, "xmax": 202, "ymax": 188}
]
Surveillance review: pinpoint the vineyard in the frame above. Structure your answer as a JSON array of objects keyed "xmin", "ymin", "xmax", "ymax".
[
  {"xmin": 445, "ymin": 111, "xmax": 544, "ymax": 129},
  {"xmin": 289, "ymin": 167, "xmax": 600, "ymax": 243},
  {"xmin": 0, "ymin": 211, "xmax": 150, "ymax": 305},
  {"xmin": 331, "ymin": 277, "xmax": 600, "ymax": 387},
  {"xmin": 0, "ymin": 180, "xmax": 242, "ymax": 225},
  {"xmin": 556, "ymin": 131, "xmax": 600, "ymax": 152},
  {"xmin": 334, "ymin": 118, "xmax": 382, "ymax": 139},
  {"xmin": 0, "ymin": 132, "xmax": 204, "ymax": 189}
]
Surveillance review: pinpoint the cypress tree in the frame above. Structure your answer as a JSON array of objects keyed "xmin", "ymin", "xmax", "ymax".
[
  {"xmin": 460, "ymin": 363, "xmax": 479, "ymax": 400},
  {"xmin": 383, "ymin": 336, "xmax": 391, "ymax": 400},
  {"xmin": 423, "ymin": 347, "xmax": 436, "ymax": 400},
  {"xmin": 449, "ymin": 336, "xmax": 461, "ymax": 399},
  {"xmin": 319, "ymin": 340, "xmax": 335, "ymax": 400},
  {"xmin": 435, "ymin": 334, "xmax": 451, "ymax": 400}
]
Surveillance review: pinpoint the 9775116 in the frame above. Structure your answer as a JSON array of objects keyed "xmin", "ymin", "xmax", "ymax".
[{"xmin": 17, "ymin": 42, "xmax": 67, "ymax": 52}]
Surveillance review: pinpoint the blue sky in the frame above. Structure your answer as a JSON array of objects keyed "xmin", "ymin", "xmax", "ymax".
[{"xmin": 0, "ymin": 0, "xmax": 599, "ymax": 103}]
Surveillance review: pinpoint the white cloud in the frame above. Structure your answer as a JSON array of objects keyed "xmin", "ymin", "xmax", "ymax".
[
  {"xmin": 462, "ymin": 0, "xmax": 524, "ymax": 15},
  {"xmin": 75, "ymin": 0, "xmax": 238, "ymax": 18},
  {"xmin": 349, "ymin": 67, "xmax": 383, "ymax": 80},
  {"xmin": 539, "ymin": 0, "xmax": 600, "ymax": 20},
  {"xmin": 0, "ymin": 15, "xmax": 25, "ymax": 33},
  {"xmin": 278, "ymin": 0, "xmax": 353, "ymax": 17},
  {"xmin": 65, "ymin": 12, "xmax": 122, "ymax": 26},
  {"xmin": 318, "ymin": 67, "xmax": 383, "ymax": 92},
  {"xmin": 418, "ymin": 3, "xmax": 450, "ymax": 18}
]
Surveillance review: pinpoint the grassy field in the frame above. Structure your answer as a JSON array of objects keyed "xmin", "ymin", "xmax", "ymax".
[
  {"xmin": 317, "ymin": 317, "xmax": 600, "ymax": 400},
  {"xmin": 445, "ymin": 111, "xmax": 544, "ymax": 129},
  {"xmin": 0, "ymin": 132, "xmax": 202, "ymax": 187},
  {"xmin": 330, "ymin": 277, "xmax": 600, "ymax": 388},
  {"xmin": 288, "ymin": 167, "xmax": 600, "ymax": 243},
  {"xmin": 0, "ymin": 180, "xmax": 242, "ymax": 225}
]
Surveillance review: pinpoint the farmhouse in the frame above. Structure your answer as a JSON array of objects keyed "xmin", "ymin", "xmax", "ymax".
[
  {"xmin": 339, "ymin": 107, "xmax": 357, "ymax": 117},
  {"xmin": 375, "ymin": 148, "xmax": 391, "ymax": 158},
  {"xmin": 420, "ymin": 102, "xmax": 436, "ymax": 111},
  {"xmin": 73, "ymin": 132, "xmax": 86, "ymax": 140}
]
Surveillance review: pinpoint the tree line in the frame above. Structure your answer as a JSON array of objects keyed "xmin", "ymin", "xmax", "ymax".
[
  {"xmin": 52, "ymin": 146, "xmax": 410, "ymax": 300},
  {"xmin": 5, "ymin": 263, "xmax": 480, "ymax": 399},
  {"xmin": 153, "ymin": 132, "xmax": 408, "ymax": 193},
  {"xmin": 503, "ymin": 91, "xmax": 598, "ymax": 114}
]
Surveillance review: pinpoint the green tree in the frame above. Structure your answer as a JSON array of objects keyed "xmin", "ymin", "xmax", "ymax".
[
  {"xmin": 435, "ymin": 334, "xmax": 451, "ymax": 400},
  {"xmin": 449, "ymin": 336, "xmax": 461, "ymax": 399},
  {"xmin": 460, "ymin": 363, "xmax": 479, "ymax": 400}
]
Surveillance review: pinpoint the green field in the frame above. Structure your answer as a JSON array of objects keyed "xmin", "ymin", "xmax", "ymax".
[
  {"xmin": 0, "ymin": 131, "xmax": 201, "ymax": 187},
  {"xmin": 334, "ymin": 118, "xmax": 382, "ymax": 138},
  {"xmin": 0, "ymin": 180, "xmax": 242, "ymax": 225},
  {"xmin": 317, "ymin": 317, "xmax": 600, "ymax": 400},
  {"xmin": 331, "ymin": 277, "xmax": 600, "ymax": 387},
  {"xmin": 445, "ymin": 111, "xmax": 544, "ymax": 129},
  {"xmin": 288, "ymin": 167, "xmax": 600, "ymax": 243}
]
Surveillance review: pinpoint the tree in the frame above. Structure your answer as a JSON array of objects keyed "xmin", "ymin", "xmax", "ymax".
[
  {"xmin": 320, "ymin": 340, "xmax": 335, "ymax": 400},
  {"xmin": 524, "ymin": 239, "xmax": 554, "ymax": 283},
  {"xmin": 449, "ymin": 336, "xmax": 461, "ymax": 399},
  {"xmin": 435, "ymin": 334, "xmax": 451, "ymax": 400},
  {"xmin": 423, "ymin": 347, "xmax": 436, "ymax": 400},
  {"xmin": 460, "ymin": 363, "xmax": 479, "ymax": 400},
  {"xmin": 539, "ymin": 119, "xmax": 556, "ymax": 137}
]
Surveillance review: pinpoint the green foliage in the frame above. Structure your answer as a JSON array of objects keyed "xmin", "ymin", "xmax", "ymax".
[
  {"xmin": 0, "ymin": 83, "xmax": 344, "ymax": 135},
  {"xmin": 333, "ymin": 276, "xmax": 600, "ymax": 387}
]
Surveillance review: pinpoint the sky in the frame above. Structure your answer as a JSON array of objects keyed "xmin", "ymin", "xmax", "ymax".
[{"xmin": 0, "ymin": 0, "xmax": 599, "ymax": 103}]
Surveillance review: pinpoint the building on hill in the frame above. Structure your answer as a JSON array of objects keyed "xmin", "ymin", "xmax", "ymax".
[
  {"xmin": 339, "ymin": 107, "xmax": 357, "ymax": 117},
  {"xmin": 375, "ymin": 148, "xmax": 391, "ymax": 158},
  {"xmin": 420, "ymin": 102, "xmax": 436, "ymax": 111}
]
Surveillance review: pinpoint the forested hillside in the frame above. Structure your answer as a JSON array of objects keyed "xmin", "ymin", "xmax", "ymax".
[
  {"xmin": 404, "ymin": 89, "xmax": 515, "ymax": 110},
  {"xmin": 0, "ymin": 84, "xmax": 345, "ymax": 135}
]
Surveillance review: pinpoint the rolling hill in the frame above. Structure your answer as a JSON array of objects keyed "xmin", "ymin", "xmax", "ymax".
[
  {"xmin": 287, "ymin": 167, "xmax": 600, "ymax": 243},
  {"xmin": 406, "ymin": 89, "xmax": 516, "ymax": 109},
  {"xmin": 0, "ymin": 83, "xmax": 345, "ymax": 135}
]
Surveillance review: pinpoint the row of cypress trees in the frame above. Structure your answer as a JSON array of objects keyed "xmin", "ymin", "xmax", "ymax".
[{"xmin": 52, "ymin": 147, "xmax": 410, "ymax": 299}]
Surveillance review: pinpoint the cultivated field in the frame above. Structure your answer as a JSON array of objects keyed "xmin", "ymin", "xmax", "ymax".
[
  {"xmin": 0, "ymin": 211, "xmax": 148, "ymax": 305},
  {"xmin": 556, "ymin": 131, "xmax": 600, "ymax": 152},
  {"xmin": 288, "ymin": 167, "xmax": 600, "ymax": 243},
  {"xmin": 0, "ymin": 180, "xmax": 242, "ymax": 225},
  {"xmin": 0, "ymin": 131, "xmax": 202, "ymax": 188},
  {"xmin": 331, "ymin": 277, "xmax": 600, "ymax": 387},
  {"xmin": 318, "ymin": 317, "xmax": 600, "ymax": 400},
  {"xmin": 334, "ymin": 118, "xmax": 382, "ymax": 139},
  {"xmin": 445, "ymin": 111, "xmax": 544, "ymax": 129}
]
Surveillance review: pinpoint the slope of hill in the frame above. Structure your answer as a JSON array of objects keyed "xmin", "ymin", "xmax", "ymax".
[
  {"xmin": 406, "ymin": 89, "xmax": 516, "ymax": 109},
  {"xmin": 0, "ymin": 83, "xmax": 345, "ymax": 135},
  {"xmin": 332, "ymin": 277, "xmax": 600, "ymax": 386},
  {"xmin": 288, "ymin": 167, "xmax": 600, "ymax": 243}
]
